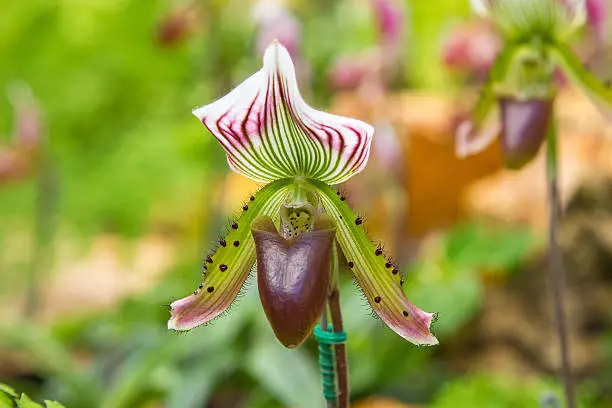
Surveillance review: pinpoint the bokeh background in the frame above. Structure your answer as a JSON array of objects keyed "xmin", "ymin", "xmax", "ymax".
[{"xmin": 1, "ymin": 0, "xmax": 612, "ymax": 407}]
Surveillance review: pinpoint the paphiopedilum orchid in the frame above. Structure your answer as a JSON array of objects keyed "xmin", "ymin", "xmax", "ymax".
[
  {"xmin": 457, "ymin": 0, "xmax": 612, "ymax": 168},
  {"xmin": 167, "ymin": 41, "xmax": 438, "ymax": 348}
]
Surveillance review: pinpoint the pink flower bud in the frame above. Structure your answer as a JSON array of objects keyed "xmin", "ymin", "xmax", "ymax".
[
  {"xmin": 370, "ymin": 0, "xmax": 405, "ymax": 46},
  {"xmin": 443, "ymin": 21, "xmax": 502, "ymax": 79},
  {"xmin": 253, "ymin": 0, "xmax": 301, "ymax": 58}
]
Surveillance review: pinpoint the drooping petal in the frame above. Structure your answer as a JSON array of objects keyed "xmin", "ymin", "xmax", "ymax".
[
  {"xmin": 550, "ymin": 42, "xmax": 612, "ymax": 120},
  {"xmin": 499, "ymin": 97, "xmax": 553, "ymax": 169},
  {"xmin": 455, "ymin": 115, "xmax": 500, "ymax": 158},
  {"xmin": 455, "ymin": 45, "xmax": 518, "ymax": 158},
  {"xmin": 193, "ymin": 41, "xmax": 374, "ymax": 184},
  {"xmin": 252, "ymin": 215, "xmax": 335, "ymax": 348},
  {"xmin": 309, "ymin": 180, "xmax": 438, "ymax": 346},
  {"xmin": 168, "ymin": 178, "xmax": 292, "ymax": 330}
]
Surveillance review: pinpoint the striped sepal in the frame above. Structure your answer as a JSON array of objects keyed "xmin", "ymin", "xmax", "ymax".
[{"xmin": 193, "ymin": 41, "xmax": 374, "ymax": 184}]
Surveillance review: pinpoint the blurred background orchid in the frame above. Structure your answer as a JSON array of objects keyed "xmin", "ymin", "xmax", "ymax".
[
  {"xmin": 455, "ymin": 1, "xmax": 612, "ymax": 408},
  {"xmin": 456, "ymin": 0, "xmax": 611, "ymax": 166}
]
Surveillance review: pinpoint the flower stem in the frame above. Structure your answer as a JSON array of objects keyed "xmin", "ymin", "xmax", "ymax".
[
  {"xmin": 328, "ymin": 244, "xmax": 349, "ymax": 408},
  {"xmin": 546, "ymin": 117, "xmax": 575, "ymax": 408}
]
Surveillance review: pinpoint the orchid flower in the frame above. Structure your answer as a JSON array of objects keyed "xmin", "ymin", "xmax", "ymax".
[
  {"xmin": 167, "ymin": 41, "xmax": 438, "ymax": 348},
  {"xmin": 458, "ymin": 0, "xmax": 612, "ymax": 168}
]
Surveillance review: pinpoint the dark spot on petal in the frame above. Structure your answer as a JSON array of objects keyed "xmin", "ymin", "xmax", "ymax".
[
  {"xmin": 336, "ymin": 190, "xmax": 341, "ymax": 195},
  {"xmin": 250, "ymin": 195, "xmax": 255, "ymax": 201},
  {"xmin": 220, "ymin": 264, "xmax": 228, "ymax": 272},
  {"xmin": 385, "ymin": 261, "xmax": 392, "ymax": 268},
  {"xmin": 233, "ymin": 240, "xmax": 240, "ymax": 247},
  {"xmin": 199, "ymin": 284, "xmax": 203, "ymax": 289},
  {"xmin": 392, "ymin": 267, "xmax": 399, "ymax": 275},
  {"xmin": 403, "ymin": 310, "xmax": 409, "ymax": 317},
  {"xmin": 339, "ymin": 215, "xmax": 343, "ymax": 219},
  {"xmin": 231, "ymin": 222, "xmax": 238, "ymax": 229},
  {"xmin": 243, "ymin": 204, "xmax": 248, "ymax": 211},
  {"xmin": 206, "ymin": 256, "xmax": 213, "ymax": 264},
  {"xmin": 202, "ymin": 264, "xmax": 207, "ymax": 270},
  {"xmin": 219, "ymin": 239, "xmax": 226, "ymax": 247},
  {"xmin": 375, "ymin": 248, "xmax": 383, "ymax": 256},
  {"xmin": 193, "ymin": 290, "xmax": 198, "ymax": 295},
  {"xmin": 340, "ymin": 196, "xmax": 346, "ymax": 201},
  {"xmin": 374, "ymin": 296, "xmax": 381, "ymax": 303},
  {"xmin": 207, "ymin": 286, "xmax": 214, "ymax": 293},
  {"xmin": 400, "ymin": 279, "xmax": 405, "ymax": 286},
  {"xmin": 348, "ymin": 261, "xmax": 354, "ymax": 268},
  {"xmin": 355, "ymin": 217, "xmax": 363, "ymax": 225}
]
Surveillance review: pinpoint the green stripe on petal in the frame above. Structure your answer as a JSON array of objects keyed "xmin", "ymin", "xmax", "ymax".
[
  {"xmin": 168, "ymin": 178, "xmax": 292, "ymax": 331},
  {"xmin": 193, "ymin": 41, "xmax": 374, "ymax": 185},
  {"xmin": 308, "ymin": 179, "xmax": 438, "ymax": 346},
  {"xmin": 550, "ymin": 42, "xmax": 612, "ymax": 120},
  {"xmin": 456, "ymin": 44, "xmax": 518, "ymax": 158}
]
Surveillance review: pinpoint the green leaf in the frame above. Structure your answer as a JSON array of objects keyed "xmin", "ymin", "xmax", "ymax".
[
  {"xmin": 431, "ymin": 373, "xmax": 565, "ymax": 408},
  {"xmin": 44, "ymin": 402, "xmax": 66, "ymax": 408},
  {"xmin": 445, "ymin": 223, "xmax": 536, "ymax": 271},
  {"xmin": 166, "ymin": 349, "xmax": 238, "ymax": 408},
  {"xmin": 0, "ymin": 384, "xmax": 17, "ymax": 398},
  {"xmin": 18, "ymin": 394, "xmax": 44, "ymax": 408},
  {"xmin": 0, "ymin": 324, "xmax": 99, "ymax": 406},
  {"xmin": 245, "ymin": 332, "xmax": 323, "ymax": 408},
  {"xmin": 0, "ymin": 384, "xmax": 65, "ymax": 408},
  {"xmin": 0, "ymin": 393, "xmax": 13, "ymax": 408},
  {"xmin": 405, "ymin": 260, "xmax": 483, "ymax": 337}
]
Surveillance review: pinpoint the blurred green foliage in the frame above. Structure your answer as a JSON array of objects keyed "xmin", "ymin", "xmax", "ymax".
[
  {"xmin": 0, "ymin": 223, "xmax": 545, "ymax": 407},
  {"xmin": 431, "ymin": 374, "xmax": 563, "ymax": 408},
  {"xmin": 0, "ymin": 0, "xmax": 605, "ymax": 407}
]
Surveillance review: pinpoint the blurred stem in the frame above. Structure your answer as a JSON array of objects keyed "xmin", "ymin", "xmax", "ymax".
[
  {"xmin": 328, "ymin": 244, "xmax": 349, "ymax": 408},
  {"xmin": 26, "ymin": 149, "xmax": 57, "ymax": 318},
  {"xmin": 546, "ymin": 117, "xmax": 575, "ymax": 408}
]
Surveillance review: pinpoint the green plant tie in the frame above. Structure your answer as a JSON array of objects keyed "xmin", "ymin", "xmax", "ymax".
[{"xmin": 314, "ymin": 324, "xmax": 348, "ymax": 403}]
